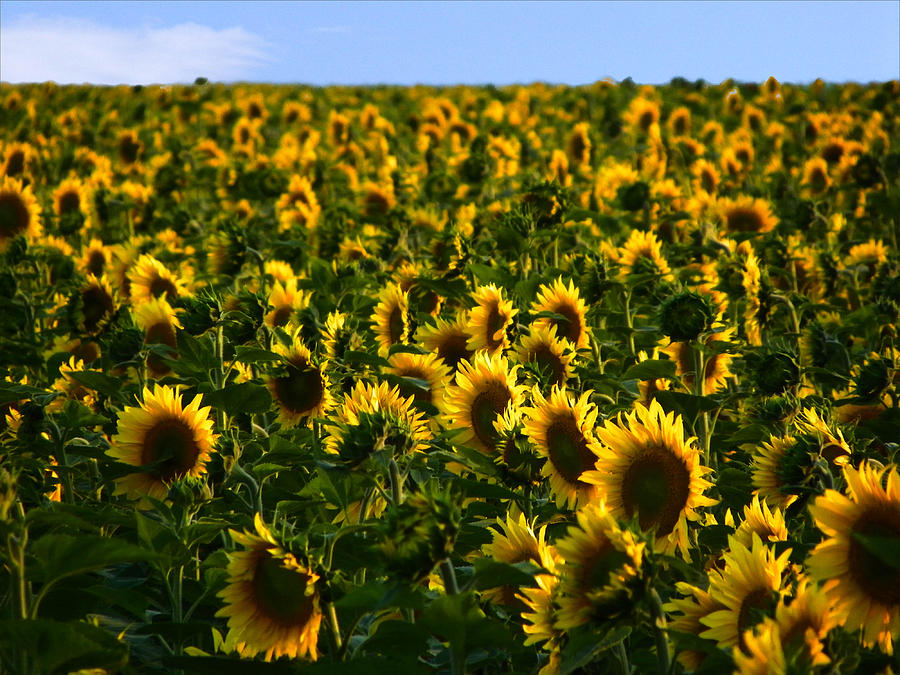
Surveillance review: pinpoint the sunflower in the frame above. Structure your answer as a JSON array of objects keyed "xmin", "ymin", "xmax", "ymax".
[
  {"xmin": 372, "ymin": 284, "xmax": 410, "ymax": 355},
  {"xmin": 732, "ymin": 620, "xmax": 785, "ymax": 675},
  {"xmin": 750, "ymin": 434, "xmax": 807, "ymax": 509},
  {"xmin": 801, "ymin": 157, "xmax": 831, "ymax": 196},
  {"xmin": 217, "ymin": 513, "xmax": 322, "ymax": 662},
  {"xmin": 667, "ymin": 106, "xmax": 692, "ymax": 137},
  {"xmin": 731, "ymin": 495, "xmax": 788, "ymax": 550},
  {"xmin": 276, "ymin": 175, "xmax": 321, "ymax": 233},
  {"xmin": 442, "ymin": 352, "xmax": 525, "ymax": 455},
  {"xmin": 529, "ymin": 278, "xmax": 590, "ymax": 351},
  {"xmin": 518, "ymin": 564, "xmax": 562, "ymax": 654},
  {"xmin": 107, "ymin": 384, "xmax": 217, "ymax": 500},
  {"xmin": 0, "ymin": 175, "xmax": 42, "ymax": 252},
  {"xmin": 770, "ymin": 575, "xmax": 837, "ymax": 668},
  {"xmin": 554, "ymin": 500, "xmax": 644, "ymax": 629},
  {"xmin": 567, "ymin": 122, "xmax": 592, "ymax": 166},
  {"xmin": 117, "ymin": 130, "xmax": 143, "ymax": 167},
  {"xmin": 523, "ymin": 386, "xmax": 601, "ymax": 510},
  {"xmin": 623, "ymin": 96, "xmax": 661, "ymax": 135},
  {"xmin": 699, "ymin": 534, "xmax": 792, "ymax": 649},
  {"xmin": 664, "ymin": 582, "xmax": 726, "ymax": 671},
  {"xmin": 718, "ymin": 196, "xmax": 778, "ymax": 234},
  {"xmin": 617, "ymin": 229, "xmax": 672, "ymax": 280},
  {"xmin": 134, "ymin": 296, "xmax": 182, "ymax": 379},
  {"xmin": 267, "ymin": 339, "xmax": 333, "ymax": 427},
  {"xmin": 265, "ymin": 278, "xmax": 311, "ymax": 330},
  {"xmin": 582, "ymin": 399, "xmax": 716, "ymax": 557},
  {"xmin": 807, "ymin": 461, "xmax": 900, "ymax": 654},
  {"xmin": 634, "ymin": 348, "xmax": 671, "ymax": 408},
  {"xmin": 48, "ymin": 355, "xmax": 96, "ymax": 413},
  {"xmin": 79, "ymin": 239, "xmax": 113, "ymax": 278},
  {"xmin": 77, "ymin": 274, "xmax": 117, "ymax": 336},
  {"xmin": 691, "ymin": 159, "xmax": 720, "ymax": 195},
  {"xmin": 325, "ymin": 380, "xmax": 431, "ymax": 463},
  {"xmin": 515, "ymin": 324, "xmax": 576, "ymax": 389},
  {"xmin": 128, "ymin": 254, "xmax": 185, "ymax": 305},
  {"xmin": 384, "ymin": 351, "xmax": 450, "ymax": 410},
  {"xmin": 661, "ymin": 326, "xmax": 735, "ymax": 394},
  {"xmin": 466, "ymin": 284, "xmax": 518, "ymax": 354},
  {"xmin": 481, "ymin": 511, "xmax": 558, "ymax": 605}
]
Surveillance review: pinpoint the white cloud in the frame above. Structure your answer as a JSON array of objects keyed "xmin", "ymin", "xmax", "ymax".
[{"xmin": 0, "ymin": 15, "xmax": 270, "ymax": 85}]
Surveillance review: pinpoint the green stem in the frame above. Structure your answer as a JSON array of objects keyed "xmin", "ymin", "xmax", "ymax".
[
  {"xmin": 439, "ymin": 559, "xmax": 459, "ymax": 595},
  {"xmin": 326, "ymin": 601, "xmax": 343, "ymax": 652},
  {"xmin": 649, "ymin": 588, "xmax": 671, "ymax": 675},
  {"xmin": 388, "ymin": 458, "xmax": 404, "ymax": 505},
  {"xmin": 615, "ymin": 641, "xmax": 631, "ymax": 675},
  {"xmin": 624, "ymin": 289, "xmax": 636, "ymax": 357},
  {"xmin": 692, "ymin": 342, "xmax": 712, "ymax": 467}
]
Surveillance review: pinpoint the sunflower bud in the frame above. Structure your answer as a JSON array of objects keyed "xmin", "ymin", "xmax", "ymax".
[
  {"xmin": 167, "ymin": 475, "xmax": 213, "ymax": 508},
  {"xmin": 853, "ymin": 357, "xmax": 892, "ymax": 402},
  {"xmin": 617, "ymin": 181, "xmax": 650, "ymax": 212},
  {"xmin": 851, "ymin": 154, "xmax": 882, "ymax": 188},
  {"xmin": 658, "ymin": 291, "xmax": 715, "ymax": 342},
  {"xmin": 375, "ymin": 483, "xmax": 461, "ymax": 584},
  {"xmin": 751, "ymin": 350, "xmax": 800, "ymax": 396}
]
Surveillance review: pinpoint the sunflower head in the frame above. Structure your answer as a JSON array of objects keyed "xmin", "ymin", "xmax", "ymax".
[
  {"xmin": 0, "ymin": 175, "xmax": 42, "ymax": 253},
  {"xmin": 217, "ymin": 513, "xmax": 322, "ymax": 662},
  {"xmin": 107, "ymin": 384, "xmax": 217, "ymax": 500},
  {"xmin": 267, "ymin": 338, "xmax": 333, "ymax": 428},
  {"xmin": 583, "ymin": 399, "xmax": 716, "ymax": 557},
  {"xmin": 530, "ymin": 278, "xmax": 590, "ymax": 351},
  {"xmin": 657, "ymin": 290, "xmax": 716, "ymax": 342}
]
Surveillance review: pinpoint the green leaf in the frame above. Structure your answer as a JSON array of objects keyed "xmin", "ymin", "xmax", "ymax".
[
  {"xmin": 0, "ymin": 381, "xmax": 47, "ymax": 405},
  {"xmin": 204, "ymin": 382, "xmax": 272, "ymax": 416},
  {"xmin": 30, "ymin": 533, "xmax": 160, "ymax": 586},
  {"xmin": 559, "ymin": 624, "xmax": 632, "ymax": 674},
  {"xmin": 344, "ymin": 350, "xmax": 390, "ymax": 368},
  {"xmin": 66, "ymin": 370, "xmax": 123, "ymax": 397},
  {"xmin": 470, "ymin": 558, "xmax": 541, "ymax": 590},
  {"xmin": 622, "ymin": 359, "xmax": 677, "ymax": 381},
  {"xmin": 0, "ymin": 618, "xmax": 128, "ymax": 674},
  {"xmin": 468, "ymin": 263, "xmax": 515, "ymax": 287},
  {"xmin": 234, "ymin": 346, "xmax": 284, "ymax": 364},
  {"xmin": 420, "ymin": 590, "xmax": 514, "ymax": 656},
  {"xmin": 176, "ymin": 330, "xmax": 218, "ymax": 372},
  {"xmin": 161, "ymin": 655, "xmax": 295, "ymax": 674},
  {"xmin": 851, "ymin": 532, "xmax": 900, "ymax": 571}
]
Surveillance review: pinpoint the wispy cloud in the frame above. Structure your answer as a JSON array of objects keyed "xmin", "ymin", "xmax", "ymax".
[
  {"xmin": 306, "ymin": 25, "xmax": 351, "ymax": 35},
  {"xmin": 0, "ymin": 15, "xmax": 270, "ymax": 84}
]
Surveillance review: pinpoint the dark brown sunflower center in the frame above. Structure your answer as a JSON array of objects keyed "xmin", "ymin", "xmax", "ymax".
[
  {"xmin": 365, "ymin": 190, "xmax": 390, "ymax": 216},
  {"xmin": 0, "ymin": 192, "xmax": 29, "ymax": 239},
  {"xmin": 701, "ymin": 169, "xmax": 717, "ymax": 194},
  {"xmin": 141, "ymin": 417, "xmax": 201, "ymax": 482},
  {"xmin": 569, "ymin": 133, "xmax": 587, "ymax": 163},
  {"xmin": 485, "ymin": 302, "xmax": 507, "ymax": 350},
  {"xmin": 149, "ymin": 276, "xmax": 177, "ymax": 300},
  {"xmin": 438, "ymin": 332, "xmax": 472, "ymax": 372},
  {"xmin": 531, "ymin": 344, "xmax": 565, "ymax": 386},
  {"xmin": 145, "ymin": 321, "xmax": 177, "ymax": 376},
  {"xmin": 848, "ymin": 506, "xmax": 900, "ymax": 605},
  {"xmin": 549, "ymin": 302, "xmax": 582, "ymax": 346},
  {"xmin": 270, "ymin": 305, "xmax": 293, "ymax": 327},
  {"xmin": 808, "ymin": 167, "xmax": 828, "ymax": 192},
  {"xmin": 273, "ymin": 366, "xmax": 325, "ymax": 415},
  {"xmin": 546, "ymin": 414, "xmax": 595, "ymax": 484},
  {"xmin": 119, "ymin": 136, "xmax": 140, "ymax": 165},
  {"xmin": 581, "ymin": 539, "xmax": 631, "ymax": 592},
  {"xmin": 396, "ymin": 367, "xmax": 431, "ymax": 404},
  {"xmin": 639, "ymin": 111, "xmax": 656, "ymax": 131},
  {"xmin": 673, "ymin": 116, "xmax": 687, "ymax": 135},
  {"xmin": 4, "ymin": 151, "xmax": 25, "ymax": 177},
  {"xmin": 621, "ymin": 447, "xmax": 691, "ymax": 536},
  {"xmin": 735, "ymin": 148, "xmax": 752, "ymax": 165},
  {"xmin": 821, "ymin": 143, "xmax": 844, "ymax": 164},
  {"xmin": 726, "ymin": 207, "xmax": 764, "ymax": 232},
  {"xmin": 87, "ymin": 250, "xmax": 106, "ymax": 276},
  {"xmin": 253, "ymin": 554, "xmax": 317, "ymax": 625},
  {"xmin": 59, "ymin": 191, "xmax": 81, "ymax": 214},
  {"xmin": 470, "ymin": 383, "xmax": 511, "ymax": 452},
  {"xmin": 737, "ymin": 588, "xmax": 776, "ymax": 650},
  {"xmin": 387, "ymin": 305, "xmax": 406, "ymax": 345},
  {"xmin": 81, "ymin": 284, "xmax": 114, "ymax": 334}
]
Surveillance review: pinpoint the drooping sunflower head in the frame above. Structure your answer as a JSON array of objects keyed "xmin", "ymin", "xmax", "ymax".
[
  {"xmin": 524, "ymin": 385, "xmax": 601, "ymax": 510},
  {"xmin": 322, "ymin": 310, "xmax": 362, "ymax": 361},
  {"xmin": 515, "ymin": 323, "xmax": 576, "ymax": 390},
  {"xmin": 326, "ymin": 380, "xmax": 431, "ymax": 464},
  {"xmin": 466, "ymin": 283, "xmax": 518, "ymax": 354},
  {"xmin": 267, "ymin": 338, "xmax": 333, "ymax": 427},
  {"xmin": 554, "ymin": 501, "xmax": 645, "ymax": 629},
  {"xmin": 217, "ymin": 513, "xmax": 322, "ymax": 662},
  {"xmin": 127, "ymin": 254, "xmax": 185, "ymax": 305},
  {"xmin": 807, "ymin": 461, "xmax": 900, "ymax": 654},
  {"xmin": 417, "ymin": 314, "xmax": 474, "ymax": 373},
  {"xmin": 530, "ymin": 277, "xmax": 590, "ymax": 351},
  {"xmin": 583, "ymin": 399, "xmax": 716, "ymax": 557},
  {"xmin": 750, "ymin": 433, "xmax": 813, "ymax": 509},
  {"xmin": 731, "ymin": 495, "xmax": 788, "ymax": 550},
  {"xmin": 107, "ymin": 384, "xmax": 217, "ymax": 500},
  {"xmin": 0, "ymin": 175, "xmax": 42, "ymax": 253},
  {"xmin": 442, "ymin": 352, "xmax": 525, "ymax": 456},
  {"xmin": 134, "ymin": 295, "xmax": 182, "ymax": 379},
  {"xmin": 796, "ymin": 406, "xmax": 851, "ymax": 466},
  {"xmin": 371, "ymin": 283, "xmax": 410, "ymax": 356},
  {"xmin": 481, "ymin": 510, "xmax": 557, "ymax": 606}
]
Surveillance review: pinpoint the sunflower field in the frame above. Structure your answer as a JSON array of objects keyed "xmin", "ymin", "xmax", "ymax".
[{"xmin": 0, "ymin": 76, "xmax": 898, "ymax": 674}]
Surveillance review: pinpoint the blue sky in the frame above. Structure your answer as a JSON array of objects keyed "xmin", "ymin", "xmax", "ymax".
[{"xmin": 1, "ymin": 1, "xmax": 898, "ymax": 85}]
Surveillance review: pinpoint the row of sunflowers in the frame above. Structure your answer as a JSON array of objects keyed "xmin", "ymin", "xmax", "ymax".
[{"xmin": 0, "ymin": 76, "xmax": 898, "ymax": 673}]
